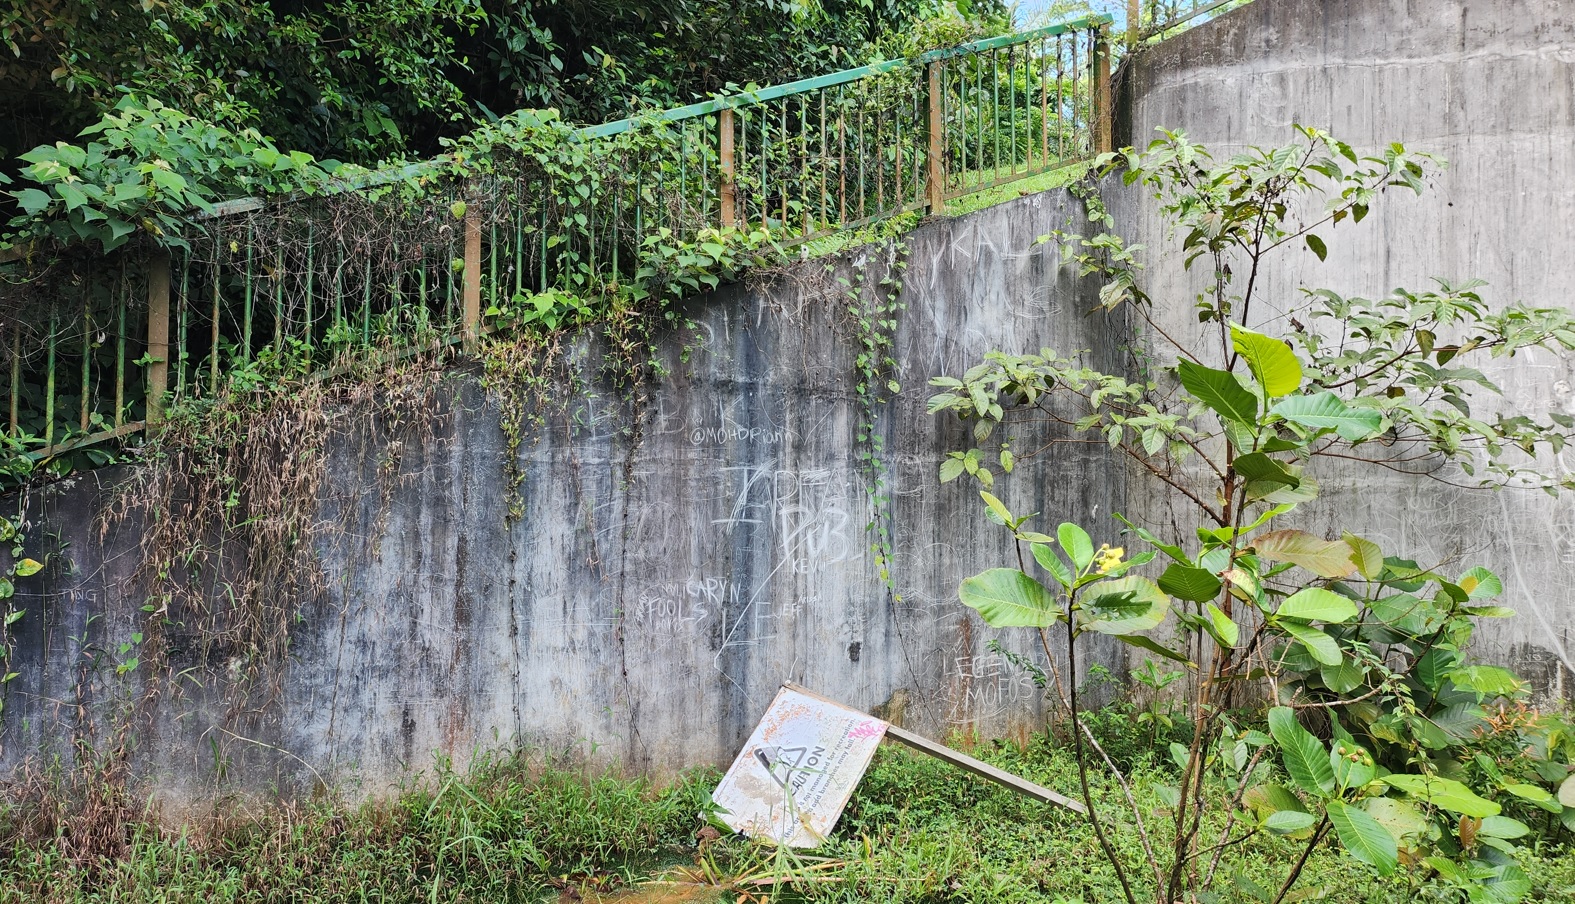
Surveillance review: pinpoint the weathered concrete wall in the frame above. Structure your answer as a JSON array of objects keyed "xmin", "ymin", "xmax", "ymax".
[
  {"xmin": 1112, "ymin": 0, "xmax": 1575, "ymax": 690},
  {"xmin": 1, "ymin": 191, "xmax": 1132, "ymax": 806},
  {"xmin": 10, "ymin": 0, "xmax": 1574, "ymax": 806}
]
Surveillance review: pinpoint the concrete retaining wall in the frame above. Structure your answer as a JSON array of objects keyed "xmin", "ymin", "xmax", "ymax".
[
  {"xmin": 1112, "ymin": 0, "xmax": 1575, "ymax": 689},
  {"xmin": 6, "ymin": 0, "xmax": 1574, "ymax": 806},
  {"xmin": 1, "ymin": 191, "xmax": 1132, "ymax": 807}
]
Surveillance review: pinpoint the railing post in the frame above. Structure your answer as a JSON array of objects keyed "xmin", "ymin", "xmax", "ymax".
[
  {"xmin": 926, "ymin": 61, "xmax": 945, "ymax": 213},
  {"xmin": 718, "ymin": 108, "xmax": 737, "ymax": 229},
  {"xmin": 1092, "ymin": 26, "xmax": 1114, "ymax": 154},
  {"xmin": 145, "ymin": 248, "xmax": 170, "ymax": 427},
  {"xmin": 462, "ymin": 205, "xmax": 481, "ymax": 353}
]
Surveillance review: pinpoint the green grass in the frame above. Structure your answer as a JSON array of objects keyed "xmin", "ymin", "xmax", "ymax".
[{"xmin": 3, "ymin": 727, "xmax": 1572, "ymax": 903}]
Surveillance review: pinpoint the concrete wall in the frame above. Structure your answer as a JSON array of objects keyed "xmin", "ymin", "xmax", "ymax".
[
  {"xmin": 8, "ymin": 0, "xmax": 1575, "ymax": 806},
  {"xmin": 0, "ymin": 191, "xmax": 1133, "ymax": 807},
  {"xmin": 1112, "ymin": 0, "xmax": 1575, "ymax": 691}
]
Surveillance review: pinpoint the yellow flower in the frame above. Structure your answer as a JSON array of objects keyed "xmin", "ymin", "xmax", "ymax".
[{"xmin": 1094, "ymin": 544, "xmax": 1125, "ymax": 573}]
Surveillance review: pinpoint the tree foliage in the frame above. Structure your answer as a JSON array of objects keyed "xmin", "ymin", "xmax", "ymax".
[{"xmin": 3, "ymin": 0, "xmax": 1004, "ymax": 168}]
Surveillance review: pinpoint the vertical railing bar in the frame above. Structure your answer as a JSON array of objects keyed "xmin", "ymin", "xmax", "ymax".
[
  {"xmin": 914, "ymin": 74, "xmax": 923, "ymax": 206},
  {"xmin": 303, "ymin": 221, "xmax": 316, "ymax": 365},
  {"xmin": 1010, "ymin": 44, "xmax": 1020, "ymax": 174},
  {"xmin": 720, "ymin": 109, "xmax": 737, "ymax": 229},
  {"xmin": 489, "ymin": 212, "xmax": 499, "ymax": 308},
  {"xmin": 242, "ymin": 222, "xmax": 254, "ymax": 363},
  {"xmin": 738, "ymin": 107, "xmax": 750, "ymax": 228},
  {"xmin": 9, "ymin": 333, "xmax": 19, "ymax": 437},
  {"xmin": 1040, "ymin": 36, "xmax": 1050, "ymax": 166},
  {"xmin": 176, "ymin": 256, "xmax": 189, "ymax": 398},
  {"xmin": 990, "ymin": 48, "xmax": 1000, "ymax": 184},
  {"xmin": 758, "ymin": 104, "xmax": 767, "ymax": 229},
  {"xmin": 361, "ymin": 256, "xmax": 372, "ymax": 346},
  {"xmin": 115, "ymin": 262, "xmax": 126, "ymax": 429},
  {"xmin": 514, "ymin": 198, "xmax": 525, "ymax": 298},
  {"xmin": 838, "ymin": 86, "xmax": 847, "ymax": 225},
  {"xmin": 147, "ymin": 249, "xmax": 171, "ymax": 426},
  {"xmin": 80, "ymin": 306, "xmax": 90, "ymax": 432},
  {"xmin": 447, "ymin": 218, "xmax": 460, "ymax": 330},
  {"xmin": 332, "ymin": 239, "xmax": 345, "ymax": 329},
  {"xmin": 390, "ymin": 242, "xmax": 402, "ymax": 342},
  {"xmin": 1094, "ymin": 25, "xmax": 1113, "ymax": 153},
  {"xmin": 462, "ymin": 207, "xmax": 481, "ymax": 353},
  {"xmin": 273, "ymin": 244, "xmax": 284, "ymax": 352},
  {"xmin": 893, "ymin": 81, "xmax": 903, "ymax": 214},
  {"xmin": 539, "ymin": 180, "xmax": 549, "ymax": 292},
  {"xmin": 819, "ymin": 93, "xmax": 829, "ymax": 229},
  {"xmin": 857, "ymin": 98, "xmax": 866, "ymax": 221},
  {"xmin": 1068, "ymin": 32, "xmax": 1077, "ymax": 157},
  {"xmin": 679, "ymin": 125, "xmax": 689, "ymax": 243},
  {"xmin": 779, "ymin": 101, "xmax": 789, "ymax": 229},
  {"xmin": 43, "ymin": 314, "xmax": 55, "ymax": 449},
  {"xmin": 209, "ymin": 248, "xmax": 221, "ymax": 397},
  {"xmin": 875, "ymin": 98, "xmax": 885, "ymax": 214},
  {"xmin": 800, "ymin": 95, "xmax": 810, "ymax": 235}
]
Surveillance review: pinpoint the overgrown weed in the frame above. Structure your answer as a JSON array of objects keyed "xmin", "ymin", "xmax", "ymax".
[{"xmin": 2, "ymin": 725, "xmax": 1572, "ymax": 903}]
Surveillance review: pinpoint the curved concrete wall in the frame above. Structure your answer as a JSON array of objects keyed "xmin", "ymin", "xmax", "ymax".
[{"xmin": 1113, "ymin": 0, "xmax": 1575, "ymax": 692}]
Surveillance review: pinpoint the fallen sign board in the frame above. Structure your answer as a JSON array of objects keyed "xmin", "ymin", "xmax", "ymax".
[{"xmin": 711, "ymin": 683, "xmax": 1084, "ymax": 848}]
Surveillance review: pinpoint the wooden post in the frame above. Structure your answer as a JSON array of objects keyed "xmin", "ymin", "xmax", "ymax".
[
  {"xmin": 1093, "ymin": 26, "xmax": 1114, "ymax": 154},
  {"xmin": 462, "ymin": 206, "xmax": 481, "ymax": 354},
  {"xmin": 926, "ymin": 61, "xmax": 945, "ymax": 213},
  {"xmin": 1128, "ymin": 0, "xmax": 1142, "ymax": 49},
  {"xmin": 718, "ymin": 108, "xmax": 737, "ymax": 229},
  {"xmin": 145, "ymin": 248, "xmax": 170, "ymax": 426}
]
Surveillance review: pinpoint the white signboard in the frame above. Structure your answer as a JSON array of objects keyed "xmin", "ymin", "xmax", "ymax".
[{"xmin": 712, "ymin": 685, "xmax": 889, "ymax": 847}]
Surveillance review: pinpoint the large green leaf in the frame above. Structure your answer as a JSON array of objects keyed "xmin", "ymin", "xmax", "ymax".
[
  {"xmin": 1032, "ymin": 543, "xmax": 1073, "ymax": 589},
  {"xmin": 1327, "ymin": 800, "xmax": 1398, "ymax": 875},
  {"xmin": 1271, "ymin": 392, "xmax": 1383, "ymax": 442},
  {"xmin": 1457, "ymin": 566, "xmax": 1503, "ymax": 600},
  {"xmin": 1379, "ymin": 774, "xmax": 1501, "ymax": 818},
  {"xmin": 1077, "ymin": 576, "xmax": 1170, "ymax": 635},
  {"xmin": 1280, "ymin": 621, "xmax": 1343, "ymax": 666},
  {"xmin": 1264, "ymin": 810, "xmax": 1318, "ymax": 833},
  {"xmin": 1115, "ymin": 633, "xmax": 1195, "ymax": 667},
  {"xmin": 1319, "ymin": 659, "xmax": 1365, "ymax": 694},
  {"xmin": 1558, "ymin": 775, "xmax": 1575, "ymax": 809},
  {"xmin": 1234, "ymin": 452, "xmax": 1301, "ymax": 488},
  {"xmin": 1268, "ymin": 707, "xmax": 1335, "ymax": 797},
  {"xmin": 1480, "ymin": 816, "xmax": 1531, "ymax": 840},
  {"xmin": 1253, "ymin": 529, "xmax": 1356, "ymax": 578},
  {"xmin": 1157, "ymin": 564, "xmax": 1223, "ymax": 603},
  {"xmin": 1244, "ymin": 783, "xmax": 1309, "ymax": 820},
  {"xmin": 1205, "ymin": 602, "xmax": 1239, "ymax": 647},
  {"xmin": 1416, "ymin": 649, "xmax": 1457, "ymax": 692},
  {"xmin": 959, "ymin": 569, "xmax": 1062, "ymax": 628},
  {"xmin": 1342, "ymin": 532, "xmax": 1383, "ymax": 579},
  {"xmin": 1277, "ymin": 587, "xmax": 1358, "ymax": 623},
  {"xmin": 1428, "ymin": 703, "xmax": 1489, "ymax": 741},
  {"xmin": 1177, "ymin": 359, "xmax": 1259, "ymax": 426},
  {"xmin": 1363, "ymin": 797, "xmax": 1430, "ymax": 845},
  {"xmin": 1231, "ymin": 324, "xmax": 1303, "ymax": 397},
  {"xmin": 1058, "ymin": 523, "xmax": 1095, "ymax": 571}
]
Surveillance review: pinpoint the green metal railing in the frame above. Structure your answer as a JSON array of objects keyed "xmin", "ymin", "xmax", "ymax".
[{"xmin": 0, "ymin": 15, "xmax": 1114, "ymax": 464}]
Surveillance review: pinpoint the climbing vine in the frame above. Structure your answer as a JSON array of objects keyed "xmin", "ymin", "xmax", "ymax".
[{"xmin": 838, "ymin": 232, "xmax": 911, "ymax": 592}]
